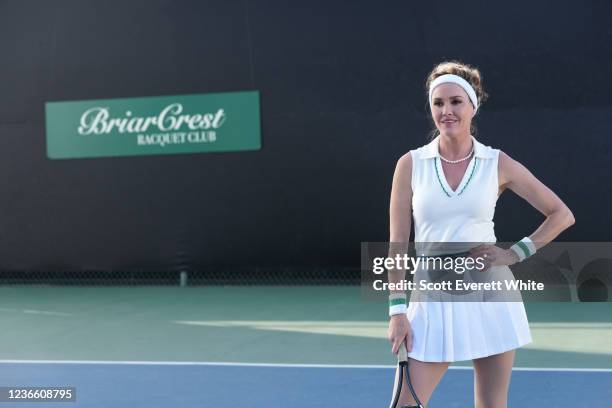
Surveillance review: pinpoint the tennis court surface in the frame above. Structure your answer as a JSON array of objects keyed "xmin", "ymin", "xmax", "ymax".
[{"xmin": 1, "ymin": 286, "xmax": 611, "ymax": 407}]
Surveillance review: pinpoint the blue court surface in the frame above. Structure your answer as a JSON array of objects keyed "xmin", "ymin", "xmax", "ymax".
[
  {"xmin": 2, "ymin": 288, "xmax": 611, "ymax": 407},
  {"xmin": 1, "ymin": 361, "xmax": 610, "ymax": 407}
]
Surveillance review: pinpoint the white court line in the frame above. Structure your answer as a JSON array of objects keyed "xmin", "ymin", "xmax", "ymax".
[
  {"xmin": 0, "ymin": 360, "xmax": 610, "ymax": 372},
  {"xmin": 22, "ymin": 309, "xmax": 74, "ymax": 316},
  {"xmin": 0, "ymin": 307, "xmax": 73, "ymax": 316}
]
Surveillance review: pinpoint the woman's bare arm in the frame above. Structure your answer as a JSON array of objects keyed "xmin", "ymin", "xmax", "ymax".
[
  {"xmin": 389, "ymin": 152, "xmax": 413, "ymax": 243},
  {"xmin": 498, "ymin": 151, "xmax": 575, "ymax": 247},
  {"xmin": 387, "ymin": 152, "xmax": 414, "ymax": 353}
]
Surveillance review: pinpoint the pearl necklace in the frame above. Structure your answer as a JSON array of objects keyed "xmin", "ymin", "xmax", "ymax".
[{"xmin": 439, "ymin": 144, "xmax": 474, "ymax": 164}]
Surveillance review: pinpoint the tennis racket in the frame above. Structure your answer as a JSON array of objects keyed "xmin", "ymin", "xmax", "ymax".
[{"xmin": 389, "ymin": 345, "xmax": 423, "ymax": 408}]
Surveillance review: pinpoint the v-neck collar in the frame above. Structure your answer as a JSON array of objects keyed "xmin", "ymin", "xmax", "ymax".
[{"xmin": 434, "ymin": 155, "xmax": 478, "ymax": 197}]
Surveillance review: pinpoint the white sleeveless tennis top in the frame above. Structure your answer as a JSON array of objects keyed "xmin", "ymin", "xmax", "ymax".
[
  {"xmin": 405, "ymin": 135, "xmax": 532, "ymax": 362},
  {"xmin": 411, "ymin": 135, "xmax": 498, "ymax": 244}
]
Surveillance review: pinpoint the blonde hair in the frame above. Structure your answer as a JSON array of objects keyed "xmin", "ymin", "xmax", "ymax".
[{"xmin": 425, "ymin": 61, "xmax": 488, "ymax": 139}]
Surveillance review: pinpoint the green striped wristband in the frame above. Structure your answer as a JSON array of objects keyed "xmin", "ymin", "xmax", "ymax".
[
  {"xmin": 389, "ymin": 298, "xmax": 406, "ymax": 307},
  {"xmin": 510, "ymin": 237, "xmax": 537, "ymax": 262},
  {"xmin": 389, "ymin": 293, "xmax": 407, "ymax": 316}
]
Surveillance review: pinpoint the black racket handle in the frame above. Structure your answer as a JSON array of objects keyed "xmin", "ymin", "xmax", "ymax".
[{"xmin": 398, "ymin": 345, "xmax": 424, "ymax": 408}]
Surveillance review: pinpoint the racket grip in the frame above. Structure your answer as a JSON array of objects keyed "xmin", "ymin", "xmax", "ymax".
[{"xmin": 398, "ymin": 344, "xmax": 408, "ymax": 362}]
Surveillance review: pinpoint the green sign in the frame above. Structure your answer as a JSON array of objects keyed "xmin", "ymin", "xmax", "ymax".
[{"xmin": 46, "ymin": 91, "xmax": 261, "ymax": 159}]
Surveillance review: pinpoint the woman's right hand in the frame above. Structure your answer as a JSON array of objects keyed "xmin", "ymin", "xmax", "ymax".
[{"xmin": 388, "ymin": 314, "xmax": 413, "ymax": 354}]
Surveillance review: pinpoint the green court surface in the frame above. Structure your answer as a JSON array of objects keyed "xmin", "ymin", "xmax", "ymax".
[{"xmin": 1, "ymin": 286, "xmax": 611, "ymax": 369}]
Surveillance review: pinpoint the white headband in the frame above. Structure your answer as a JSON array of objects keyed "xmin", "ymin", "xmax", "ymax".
[{"xmin": 428, "ymin": 74, "xmax": 479, "ymax": 115}]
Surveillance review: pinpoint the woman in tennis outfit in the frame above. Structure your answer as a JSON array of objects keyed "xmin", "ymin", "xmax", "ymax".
[{"xmin": 387, "ymin": 61, "xmax": 575, "ymax": 407}]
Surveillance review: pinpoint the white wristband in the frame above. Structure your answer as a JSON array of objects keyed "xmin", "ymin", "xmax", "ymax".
[
  {"xmin": 510, "ymin": 237, "xmax": 537, "ymax": 261},
  {"xmin": 389, "ymin": 293, "xmax": 407, "ymax": 316},
  {"xmin": 389, "ymin": 304, "xmax": 407, "ymax": 316}
]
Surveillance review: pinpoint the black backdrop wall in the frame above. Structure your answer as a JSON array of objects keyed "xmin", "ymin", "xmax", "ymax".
[{"xmin": 0, "ymin": 0, "xmax": 609, "ymax": 272}]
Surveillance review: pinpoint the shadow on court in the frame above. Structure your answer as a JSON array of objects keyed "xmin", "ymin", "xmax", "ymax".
[{"xmin": 1, "ymin": 287, "xmax": 611, "ymax": 406}]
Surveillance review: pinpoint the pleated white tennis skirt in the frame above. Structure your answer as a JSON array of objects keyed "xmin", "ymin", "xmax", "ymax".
[{"xmin": 406, "ymin": 266, "xmax": 532, "ymax": 362}]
